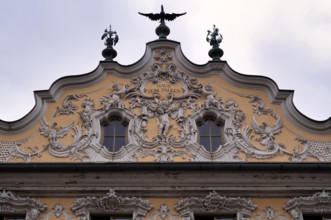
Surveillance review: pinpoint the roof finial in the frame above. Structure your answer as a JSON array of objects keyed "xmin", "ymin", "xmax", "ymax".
[
  {"xmin": 206, "ymin": 24, "xmax": 224, "ymax": 61},
  {"xmin": 101, "ymin": 25, "xmax": 119, "ymax": 61},
  {"xmin": 139, "ymin": 5, "xmax": 186, "ymax": 39}
]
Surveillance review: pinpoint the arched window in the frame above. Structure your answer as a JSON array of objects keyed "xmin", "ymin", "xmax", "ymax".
[
  {"xmin": 198, "ymin": 119, "xmax": 222, "ymax": 152},
  {"xmin": 103, "ymin": 118, "xmax": 127, "ymax": 152}
]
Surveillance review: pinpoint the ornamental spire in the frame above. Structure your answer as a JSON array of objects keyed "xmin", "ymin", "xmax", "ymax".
[
  {"xmin": 101, "ymin": 25, "xmax": 119, "ymax": 61},
  {"xmin": 139, "ymin": 5, "xmax": 186, "ymax": 39},
  {"xmin": 206, "ymin": 24, "xmax": 224, "ymax": 61}
]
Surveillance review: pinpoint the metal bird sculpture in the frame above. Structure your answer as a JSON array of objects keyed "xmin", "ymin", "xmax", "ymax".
[
  {"xmin": 139, "ymin": 5, "xmax": 186, "ymax": 23},
  {"xmin": 139, "ymin": 5, "xmax": 186, "ymax": 39}
]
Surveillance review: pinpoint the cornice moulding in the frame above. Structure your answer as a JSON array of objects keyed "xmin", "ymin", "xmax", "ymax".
[{"xmin": 0, "ymin": 40, "xmax": 330, "ymax": 134}]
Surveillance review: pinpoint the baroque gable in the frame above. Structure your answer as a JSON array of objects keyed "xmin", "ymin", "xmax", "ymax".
[{"xmin": 0, "ymin": 40, "xmax": 331, "ymax": 163}]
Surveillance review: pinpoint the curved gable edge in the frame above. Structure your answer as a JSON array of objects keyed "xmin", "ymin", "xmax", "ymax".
[
  {"xmin": 0, "ymin": 43, "xmax": 154, "ymax": 134},
  {"xmin": 0, "ymin": 63, "xmax": 105, "ymax": 133},
  {"xmin": 220, "ymin": 63, "xmax": 331, "ymax": 134},
  {"xmin": 0, "ymin": 40, "xmax": 330, "ymax": 135},
  {"xmin": 160, "ymin": 40, "xmax": 331, "ymax": 134}
]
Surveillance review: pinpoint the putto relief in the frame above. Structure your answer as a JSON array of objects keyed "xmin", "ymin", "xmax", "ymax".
[{"xmin": 1, "ymin": 49, "xmax": 331, "ymax": 163}]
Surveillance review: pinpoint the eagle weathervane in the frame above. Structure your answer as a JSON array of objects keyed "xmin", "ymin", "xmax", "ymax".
[{"xmin": 139, "ymin": 5, "xmax": 186, "ymax": 39}]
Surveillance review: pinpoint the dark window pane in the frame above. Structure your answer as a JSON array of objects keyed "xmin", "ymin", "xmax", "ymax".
[
  {"xmin": 199, "ymin": 122, "xmax": 210, "ymax": 135},
  {"xmin": 104, "ymin": 122, "xmax": 114, "ymax": 135},
  {"xmin": 215, "ymin": 218, "xmax": 235, "ymax": 220},
  {"xmin": 115, "ymin": 122, "xmax": 126, "ymax": 134},
  {"xmin": 304, "ymin": 216, "xmax": 331, "ymax": 220},
  {"xmin": 90, "ymin": 216, "xmax": 109, "ymax": 220},
  {"xmin": 104, "ymin": 137, "xmax": 114, "ymax": 150},
  {"xmin": 114, "ymin": 137, "xmax": 126, "ymax": 152},
  {"xmin": 195, "ymin": 215, "xmax": 214, "ymax": 220},
  {"xmin": 113, "ymin": 218, "xmax": 132, "ymax": 220},
  {"xmin": 211, "ymin": 137, "xmax": 221, "ymax": 152},
  {"xmin": 304, "ymin": 216, "xmax": 323, "ymax": 220},
  {"xmin": 90, "ymin": 215, "xmax": 132, "ymax": 220},
  {"xmin": 1, "ymin": 216, "xmax": 25, "ymax": 220},
  {"xmin": 103, "ymin": 119, "xmax": 127, "ymax": 152},
  {"xmin": 7, "ymin": 218, "xmax": 25, "ymax": 220},
  {"xmin": 200, "ymin": 137, "xmax": 210, "ymax": 151},
  {"xmin": 195, "ymin": 215, "xmax": 235, "ymax": 220},
  {"xmin": 198, "ymin": 119, "xmax": 222, "ymax": 152},
  {"xmin": 209, "ymin": 122, "xmax": 221, "ymax": 135}
]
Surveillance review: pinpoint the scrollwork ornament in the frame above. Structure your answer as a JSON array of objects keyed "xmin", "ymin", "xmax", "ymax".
[
  {"xmin": 0, "ymin": 189, "xmax": 47, "ymax": 220},
  {"xmin": 292, "ymin": 137, "xmax": 331, "ymax": 162},
  {"xmin": 41, "ymin": 203, "xmax": 74, "ymax": 220},
  {"xmin": 122, "ymin": 50, "xmax": 205, "ymax": 160},
  {"xmin": 284, "ymin": 190, "xmax": 331, "ymax": 220},
  {"xmin": 0, "ymin": 140, "xmax": 44, "ymax": 162},
  {"xmin": 236, "ymin": 94, "xmax": 292, "ymax": 159},
  {"xmin": 98, "ymin": 189, "xmax": 121, "ymax": 210},
  {"xmin": 252, "ymin": 205, "xmax": 288, "ymax": 220},
  {"xmin": 148, "ymin": 203, "xmax": 178, "ymax": 220},
  {"xmin": 138, "ymin": 144, "xmax": 186, "ymax": 162},
  {"xmin": 7, "ymin": 48, "xmax": 308, "ymax": 162},
  {"xmin": 175, "ymin": 191, "xmax": 256, "ymax": 220},
  {"xmin": 53, "ymin": 94, "xmax": 86, "ymax": 117},
  {"xmin": 241, "ymin": 94, "xmax": 273, "ymax": 115},
  {"xmin": 71, "ymin": 189, "xmax": 152, "ymax": 220},
  {"xmin": 158, "ymin": 203, "xmax": 170, "ymax": 219},
  {"xmin": 203, "ymin": 191, "xmax": 228, "ymax": 210},
  {"xmin": 39, "ymin": 114, "xmax": 94, "ymax": 160}
]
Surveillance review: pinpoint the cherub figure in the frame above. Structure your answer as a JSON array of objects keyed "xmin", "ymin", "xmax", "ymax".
[
  {"xmin": 202, "ymin": 84, "xmax": 222, "ymax": 110},
  {"xmin": 156, "ymin": 107, "xmax": 171, "ymax": 136},
  {"xmin": 104, "ymin": 83, "xmax": 129, "ymax": 109},
  {"xmin": 153, "ymin": 92, "xmax": 176, "ymax": 136}
]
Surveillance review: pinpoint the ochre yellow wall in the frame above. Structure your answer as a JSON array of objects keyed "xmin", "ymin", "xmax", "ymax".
[{"xmin": 1, "ymin": 65, "xmax": 330, "ymax": 162}]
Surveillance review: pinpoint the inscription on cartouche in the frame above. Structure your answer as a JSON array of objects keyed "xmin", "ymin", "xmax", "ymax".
[{"xmin": 143, "ymin": 83, "xmax": 182, "ymax": 96}]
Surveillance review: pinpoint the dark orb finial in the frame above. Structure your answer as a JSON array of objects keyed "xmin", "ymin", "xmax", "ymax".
[
  {"xmin": 206, "ymin": 24, "xmax": 224, "ymax": 61},
  {"xmin": 139, "ymin": 5, "xmax": 186, "ymax": 39},
  {"xmin": 101, "ymin": 25, "xmax": 119, "ymax": 61}
]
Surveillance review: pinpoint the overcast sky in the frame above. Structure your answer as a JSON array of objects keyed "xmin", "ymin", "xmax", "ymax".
[{"xmin": 0, "ymin": 0, "xmax": 331, "ymax": 122}]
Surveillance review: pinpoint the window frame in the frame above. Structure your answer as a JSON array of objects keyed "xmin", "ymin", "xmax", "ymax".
[
  {"xmin": 71, "ymin": 189, "xmax": 152, "ymax": 220},
  {"xmin": 102, "ymin": 117, "xmax": 128, "ymax": 152},
  {"xmin": 197, "ymin": 118, "xmax": 224, "ymax": 153},
  {"xmin": 175, "ymin": 191, "xmax": 256, "ymax": 220},
  {"xmin": 0, "ymin": 189, "xmax": 46, "ymax": 220},
  {"xmin": 284, "ymin": 191, "xmax": 331, "ymax": 220}
]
